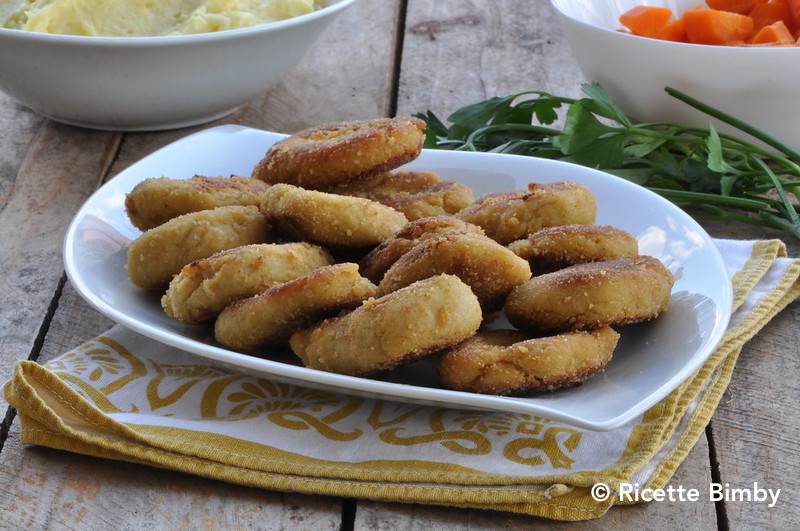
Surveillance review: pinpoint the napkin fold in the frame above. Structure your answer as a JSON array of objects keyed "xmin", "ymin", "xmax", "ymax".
[{"xmin": 5, "ymin": 239, "xmax": 800, "ymax": 521}]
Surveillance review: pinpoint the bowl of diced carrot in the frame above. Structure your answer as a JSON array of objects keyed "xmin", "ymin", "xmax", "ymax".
[{"xmin": 551, "ymin": 0, "xmax": 800, "ymax": 149}]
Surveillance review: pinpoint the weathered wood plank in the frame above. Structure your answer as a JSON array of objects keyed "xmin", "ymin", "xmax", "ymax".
[
  {"xmin": 699, "ymin": 222, "xmax": 800, "ymax": 528},
  {"xmin": 397, "ymin": 0, "xmax": 585, "ymax": 123},
  {"xmin": 353, "ymin": 437, "xmax": 717, "ymax": 528},
  {"xmin": 708, "ymin": 295, "xmax": 800, "ymax": 528},
  {"xmin": 0, "ymin": 121, "xmax": 120, "ymax": 412},
  {"xmin": 228, "ymin": 0, "xmax": 399, "ymax": 131},
  {"xmin": 2, "ymin": 424, "xmax": 343, "ymax": 530},
  {"xmin": 0, "ymin": 94, "xmax": 45, "ymax": 211},
  {"xmin": 1, "ymin": 0, "xmax": 400, "ymax": 529},
  {"xmin": 33, "ymin": 280, "xmax": 116, "ymax": 361}
]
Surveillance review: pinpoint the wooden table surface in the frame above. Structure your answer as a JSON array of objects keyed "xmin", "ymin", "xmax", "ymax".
[{"xmin": 1, "ymin": 1, "xmax": 798, "ymax": 528}]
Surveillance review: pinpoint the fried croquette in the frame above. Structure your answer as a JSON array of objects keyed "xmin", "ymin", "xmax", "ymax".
[
  {"xmin": 359, "ymin": 216, "xmax": 484, "ymax": 283},
  {"xmin": 336, "ymin": 170, "xmax": 474, "ymax": 220},
  {"xmin": 377, "ymin": 232, "xmax": 531, "ymax": 313},
  {"xmin": 337, "ymin": 169, "xmax": 438, "ymax": 195},
  {"xmin": 504, "ymin": 256, "xmax": 674, "ymax": 333},
  {"xmin": 125, "ymin": 175, "xmax": 271, "ymax": 231},
  {"xmin": 290, "ymin": 274, "xmax": 482, "ymax": 376},
  {"xmin": 161, "ymin": 242, "xmax": 335, "ymax": 324},
  {"xmin": 437, "ymin": 327, "xmax": 619, "ymax": 395},
  {"xmin": 127, "ymin": 205, "xmax": 272, "ymax": 290},
  {"xmin": 508, "ymin": 224, "xmax": 639, "ymax": 274},
  {"xmin": 261, "ymin": 183, "xmax": 407, "ymax": 247},
  {"xmin": 214, "ymin": 263, "xmax": 377, "ymax": 353},
  {"xmin": 252, "ymin": 117, "xmax": 426, "ymax": 189},
  {"xmin": 456, "ymin": 181, "xmax": 597, "ymax": 244}
]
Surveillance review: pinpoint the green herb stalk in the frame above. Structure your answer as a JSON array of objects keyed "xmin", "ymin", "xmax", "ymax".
[{"xmin": 416, "ymin": 83, "xmax": 800, "ymax": 240}]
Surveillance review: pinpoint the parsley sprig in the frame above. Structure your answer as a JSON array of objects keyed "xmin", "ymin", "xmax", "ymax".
[{"xmin": 417, "ymin": 83, "xmax": 800, "ymax": 240}]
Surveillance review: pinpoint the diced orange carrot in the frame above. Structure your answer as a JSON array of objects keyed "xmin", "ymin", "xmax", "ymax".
[
  {"xmin": 683, "ymin": 8, "xmax": 755, "ymax": 44},
  {"xmin": 749, "ymin": 0, "xmax": 795, "ymax": 31},
  {"xmin": 787, "ymin": 0, "xmax": 800, "ymax": 26},
  {"xmin": 616, "ymin": 1, "xmax": 800, "ymax": 45},
  {"xmin": 706, "ymin": 0, "xmax": 764, "ymax": 15},
  {"xmin": 658, "ymin": 18, "xmax": 688, "ymax": 41},
  {"xmin": 750, "ymin": 18, "xmax": 796, "ymax": 42},
  {"xmin": 619, "ymin": 6, "xmax": 675, "ymax": 38}
]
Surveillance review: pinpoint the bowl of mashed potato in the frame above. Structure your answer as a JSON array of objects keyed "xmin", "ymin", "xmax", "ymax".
[{"xmin": 0, "ymin": 0, "xmax": 361, "ymax": 130}]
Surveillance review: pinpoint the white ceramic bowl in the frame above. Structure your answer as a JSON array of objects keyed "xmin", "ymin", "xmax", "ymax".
[
  {"xmin": 551, "ymin": 0, "xmax": 800, "ymax": 150},
  {"xmin": 0, "ymin": 0, "xmax": 360, "ymax": 131}
]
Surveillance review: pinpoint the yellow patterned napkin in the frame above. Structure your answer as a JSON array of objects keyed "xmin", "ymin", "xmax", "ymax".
[{"xmin": 5, "ymin": 239, "xmax": 799, "ymax": 521}]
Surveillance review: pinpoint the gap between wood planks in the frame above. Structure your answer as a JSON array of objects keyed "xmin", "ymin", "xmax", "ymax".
[
  {"xmin": 388, "ymin": 0, "xmax": 410, "ymax": 118},
  {"xmin": 0, "ymin": 129, "xmax": 124, "ymax": 452},
  {"xmin": 706, "ymin": 424, "xmax": 731, "ymax": 530}
]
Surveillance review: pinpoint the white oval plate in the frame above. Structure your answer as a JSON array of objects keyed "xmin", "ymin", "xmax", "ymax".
[{"xmin": 63, "ymin": 124, "xmax": 732, "ymax": 431}]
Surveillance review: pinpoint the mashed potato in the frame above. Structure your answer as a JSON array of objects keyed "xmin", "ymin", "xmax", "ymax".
[{"xmin": 0, "ymin": 0, "xmax": 328, "ymax": 36}]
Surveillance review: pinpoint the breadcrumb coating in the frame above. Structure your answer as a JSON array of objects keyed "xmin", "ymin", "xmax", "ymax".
[
  {"xmin": 252, "ymin": 117, "xmax": 426, "ymax": 189},
  {"xmin": 125, "ymin": 175, "xmax": 271, "ymax": 231},
  {"xmin": 505, "ymin": 256, "xmax": 674, "ymax": 333},
  {"xmin": 290, "ymin": 274, "xmax": 482, "ymax": 376},
  {"xmin": 214, "ymin": 263, "xmax": 376, "ymax": 353},
  {"xmin": 162, "ymin": 242, "xmax": 334, "ymax": 323},
  {"xmin": 457, "ymin": 181, "xmax": 597, "ymax": 244},
  {"xmin": 438, "ymin": 327, "xmax": 619, "ymax": 395},
  {"xmin": 127, "ymin": 205, "xmax": 272, "ymax": 290}
]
